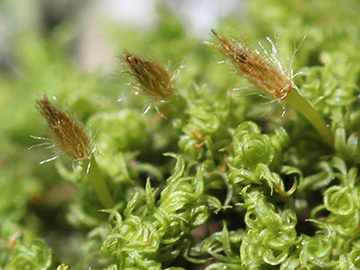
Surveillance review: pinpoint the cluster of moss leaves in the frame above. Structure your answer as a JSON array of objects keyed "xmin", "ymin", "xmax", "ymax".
[{"xmin": 1, "ymin": 0, "xmax": 360, "ymax": 269}]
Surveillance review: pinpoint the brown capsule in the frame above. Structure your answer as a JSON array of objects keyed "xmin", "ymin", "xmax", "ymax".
[
  {"xmin": 120, "ymin": 51, "xmax": 175, "ymax": 101},
  {"xmin": 208, "ymin": 29, "xmax": 295, "ymax": 101},
  {"xmin": 35, "ymin": 94, "xmax": 92, "ymax": 162}
]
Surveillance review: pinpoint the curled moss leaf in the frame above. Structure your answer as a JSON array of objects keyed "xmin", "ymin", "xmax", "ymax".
[
  {"xmin": 240, "ymin": 189, "xmax": 298, "ymax": 268},
  {"xmin": 179, "ymin": 100, "xmax": 230, "ymax": 161},
  {"xmin": 231, "ymin": 130, "xmax": 274, "ymax": 170},
  {"xmin": 101, "ymin": 214, "xmax": 160, "ymax": 262},
  {"xmin": 339, "ymin": 240, "xmax": 360, "ymax": 269},
  {"xmin": 159, "ymin": 158, "xmax": 221, "ymax": 227},
  {"xmin": 204, "ymin": 263, "xmax": 244, "ymax": 270},
  {"xmin": 324, "ymin": 186, "xmax": 357, "ymax": 216},
  {"xmin": 301, "ymin": 52, "xmax": 360, "ymax": 117},
  {"xmin": 299, "ymin": 220, "xmax": 338, "ymax": 269},
  {"xmin": 57, "ymin": 264, "xmax": 70, "ymax": 270},
  {"xmin": 100, "ymin": 154, "xmax": 221, "ymax": 268},
  {"xmin": 228, "ymin": 122, "xmax": 296, "ymax": 195},
  {"xmin": 280, "ymin": 254, "xmax": 301, "ymax": 270},
  {"xmin": 334, "ymin": 126, "xmax": 360, "ymax": 165},
  {"xmin": 333, "ymin": 212, "xmax": 360, "ymax": 237},
  {"xmin": 299, "ymin": 235, "xmax": 335, "ymax": 269},
  {"xmin": 186, "ymin": 224, "xmax": 243, "ymax": 266},
  {"xmin": 229, "ymin": 121, "xmax": 286, "ymax": 171},
  {"xmin": 9, "ymin": 240, "xmax": 53, "ymax": 270}
]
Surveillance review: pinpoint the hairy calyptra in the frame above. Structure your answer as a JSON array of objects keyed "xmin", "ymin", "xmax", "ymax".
[
  {"xmin": 208, "ymin": 29, "xmax": 294, "ymax": 101},
  {"xmin": 35, "ymin": 93, "xmax": 92, "ymax": 163},
  {"xmin": 120, "ymin": 50, "xmax": 175, "ymax": 101}
]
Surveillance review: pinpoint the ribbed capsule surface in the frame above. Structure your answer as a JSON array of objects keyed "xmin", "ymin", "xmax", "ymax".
[
  {"xmin": 209, "ymin": 30, "xmax": 295, "ymax": 101},
  {"xmin": 36, "ymin": 94, "xmax": 92, "ymax": 161},
  {"xmin": 120, "ymin": 51, "xmax": 175, "ymax": 101}
]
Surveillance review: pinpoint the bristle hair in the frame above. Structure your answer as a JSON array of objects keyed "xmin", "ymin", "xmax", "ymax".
[
  {"xmin": 209, "ymin": 30, "xmax": 294, "ymax": 101},
  {"xmin": 36, "ymin": 94, "xmax": 92, "ymax": 162}
]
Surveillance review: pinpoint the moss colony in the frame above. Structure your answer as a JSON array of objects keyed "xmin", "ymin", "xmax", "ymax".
[{"xmin": 1, "ymin": 0, "xmax": 360, "ymax": 269}]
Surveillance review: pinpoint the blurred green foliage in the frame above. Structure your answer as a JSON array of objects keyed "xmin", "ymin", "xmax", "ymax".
[{"xmin": 1, "ymin": 0, "xmax": 360, "ymax": 269}]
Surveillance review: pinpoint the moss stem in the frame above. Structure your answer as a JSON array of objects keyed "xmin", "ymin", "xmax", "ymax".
[
  {"xmin": 286, "ymin": 88, "xmax": 334, "ymax": 147},
  {"xmin": 81, "ymin": 155, "xmax": 115, "ymax": 208}
]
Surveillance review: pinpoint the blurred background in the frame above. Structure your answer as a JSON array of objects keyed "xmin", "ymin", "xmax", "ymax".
[{"xmin": 0, "ymin": 0, "xmax": 244, "ymax": 74}]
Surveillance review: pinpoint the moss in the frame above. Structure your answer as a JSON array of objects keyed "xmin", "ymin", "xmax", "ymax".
[{"xmin": 1, "ymin": 0, "xmax": 360, "ymax": 269}]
